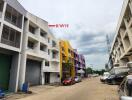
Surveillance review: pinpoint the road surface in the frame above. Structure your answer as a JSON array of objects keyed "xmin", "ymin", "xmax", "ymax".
[{"xmin": 18, "ymin": 77, "xmax": 119, "ymax": 100}]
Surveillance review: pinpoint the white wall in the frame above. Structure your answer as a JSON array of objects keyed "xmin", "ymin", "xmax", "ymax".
[
  {"xmin": 9, "ymin": 53, "xmax": 21, "ymax": 92},
  {"xmin": 50, "ymin": 73, "xmax": 60, "ymax": 83}
]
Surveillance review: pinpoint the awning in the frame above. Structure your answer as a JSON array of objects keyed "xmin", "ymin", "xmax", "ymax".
[{"xmin": 77, "ymin": 69, "xmax": 85, "ymax": 74}]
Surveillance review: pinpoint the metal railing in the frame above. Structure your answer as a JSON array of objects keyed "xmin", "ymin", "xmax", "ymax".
[{"xmin": 1, "ymin": 37, "xmax": 20, "ymax": 48}]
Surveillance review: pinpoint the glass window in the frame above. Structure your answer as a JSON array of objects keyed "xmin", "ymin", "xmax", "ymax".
[
  {"xmin": 28, "ymin": 41, "xmax": 34, "ymax": 49},
  {"xmin": 40, "ymin": 45, "xmax": 44, "ymax": 51},
  {"xmin": 12, "ymin": 14, "xmax": 17, "ymax": 25},
  {"xmin": 9, "ymin": 29, "xmax": 15, "ymax": 41},
  {"xmin": 2, "ymin": 25, "xmax": 9, "ymax": 39},
  {"xmin": 40, "ymin": 30, "xmax": 47, "ymax": 38},
  {"xmin": 48, "ymin": 38, "xmax": 50, "ymax": 43},
  {"xmin": 5, "ymin": 5, "xmax": 22, "ymax": 28},
  {"xmin": 48, "ymin": 49, "xmax": 50, "ymax": 55},
  {"xmin": 45, "ymin": 61, "xmax": 49, "ymax": 66},
  {"xmin": 0, "ymin": 0, "xmax": 4, "ymax": 12},
  {"xmin": 29, "ymin": 25, "xmax": 35, "ymax": 34}
]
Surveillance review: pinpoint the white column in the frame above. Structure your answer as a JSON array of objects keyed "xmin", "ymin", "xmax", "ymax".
[
  {"xmin": 18, "ymin": 19, "xmax": 29, "ymax": 90},
  {"xmin": 41, "ymin": 60, "xmax": 45, "ymax": 85},
  {"xmin": 9, "ymin": 53, "xmax": 21, "ymax": 92},
  {"xmin": 0, "ymin": 2, "xmax": 7, "ymax": 41}
]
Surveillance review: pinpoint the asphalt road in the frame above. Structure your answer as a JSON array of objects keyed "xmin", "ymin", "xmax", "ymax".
[{"xmin": 18, "ymin": 77, "xmax": 119, "ymax": 100}]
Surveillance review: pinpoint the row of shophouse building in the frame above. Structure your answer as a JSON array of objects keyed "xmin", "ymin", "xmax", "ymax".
[
  {"xmin": 0, "ymin": 0, "xmax": 86, "ymax": 92},
  {"xmin": 108, "ymin": 0, "xmax": 132, "ymax": 68}
]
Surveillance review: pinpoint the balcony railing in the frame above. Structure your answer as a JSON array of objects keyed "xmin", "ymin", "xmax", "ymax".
[{"xmin": 1, "ymin": 37, "xmax": 20, "ymax": 48}]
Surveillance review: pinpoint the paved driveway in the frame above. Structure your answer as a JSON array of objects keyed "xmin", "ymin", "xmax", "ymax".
[{"xmin": 16, "ymin": 77, "xmax": 119, "ymax": 100}]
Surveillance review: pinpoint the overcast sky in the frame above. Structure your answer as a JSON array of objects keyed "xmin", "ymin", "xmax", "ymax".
[{"xmin": 19, "ymin": 0, "xmax": 124, "ymax": 70}]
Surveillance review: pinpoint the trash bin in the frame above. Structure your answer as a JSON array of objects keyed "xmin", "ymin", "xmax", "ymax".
[
  {"xmin": 0, "ymin": 89, "xmax": 5, "ymax": 99},
  {"xmin": 22, "ymin": 83, "xmax": 29, "ymax": 93}
]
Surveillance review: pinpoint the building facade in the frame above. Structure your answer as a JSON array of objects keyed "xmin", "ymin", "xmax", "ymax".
[
  {"xmin": 19, "ymin": 12, "xmax": 60, "ymax": 89},
  {"xmin": 59, "ymin": 40, "xmax": 75, "ymax": 80},
  {"xmin": 0, "ymin": 0, "xmax": 60, "ymax": 92},
  {"xmin": 0, "ymin": 0, "xmax": 26, "ymax": 92},
  {"xmin": 74, "ymin": 50, "xmax": 86, "ymax": 77},
  {"xmin": 109, "ymin": 0, "xmax": 132, "ymax": 68}
]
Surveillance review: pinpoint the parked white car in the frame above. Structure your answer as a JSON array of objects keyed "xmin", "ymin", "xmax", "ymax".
[
  {"xmin": 100, "ymin": 72, "xmax": 110, "ymax": 83},
  {"xmin": 121, "ymin": 96, "xmax": 132, "ymax": 100},
  {"xmin": 74, "ymin": 76, "xmax": 82, "ymax": 83}
]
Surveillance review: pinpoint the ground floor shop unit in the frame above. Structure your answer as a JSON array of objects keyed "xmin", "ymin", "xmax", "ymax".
[
  {"xmin": 43, "ymin": 72, "xmax": 60, "ymax": 84},
  {"xmin": 25, "ymin": 59, "xmax": 41, "ymax": 86},
  {"xmin": 0, "ymin": 48, "xmax": 20, "ymax": 92}
]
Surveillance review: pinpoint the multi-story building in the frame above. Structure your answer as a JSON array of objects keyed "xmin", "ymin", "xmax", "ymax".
[
  {"xmin": 59, "ymin": 40, "xmax": 75, "ymax": 80},
  {"xmin": 0, "ymin": 0, "xmax": 25, "ymax": 92},
  {"xmin": 19, "ymin": 12, "xmax": 60, "ymax": 89},
  {"xmin": 74, "ymin": 50, "xmax": 86, "ymax": 77},
  {"xmin": 109, "ymin": 0, "xmax": 132, "ymax": 68},
  {"xmin": 0, "ymin": 0, "xmax": 60, "ymax": 92}
]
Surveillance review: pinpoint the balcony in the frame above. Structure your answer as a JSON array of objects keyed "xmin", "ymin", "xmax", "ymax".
[
  {"xmin": 27, "ymin": 38, "xmax": 39, "ymax": 53},
  {"xmin": 51, "ymin": 51, "xmax": 59, "ymax": 62},
  {"xmin": 43, "ymin": 64, "xmax": 60, "ymax": 73},
  {"xmin": 123, "ymin": 33, "xmax": 131, "ymax": 52}
]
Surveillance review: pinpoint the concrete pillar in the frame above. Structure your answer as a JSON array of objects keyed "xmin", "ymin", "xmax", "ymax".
[
  {"xmin": 19, "ymin": 15, "xmax": 25, "ymax": 51},
  {"xmin": 9, "ymin": 53, "xmax": 21, "ymax": 92},
  {"xmin": 0, "ymin": 2, "xmax": 6, "ymax": 41},
  {"xmin": 41, "ymin": 60, "xmax": 45, "ymax": 85},
  {"xmin": 34, "ymin": 28, "xmax": 40, "ymax": 53},
  {"xmin": 18, "ymin": 19, "xmax": 29, "ymax": 90}
]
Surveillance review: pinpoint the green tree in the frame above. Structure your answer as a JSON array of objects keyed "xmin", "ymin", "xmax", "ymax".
[{"xmin": 86, "ymin": 67, "xmax": 93, "ymax": 74}]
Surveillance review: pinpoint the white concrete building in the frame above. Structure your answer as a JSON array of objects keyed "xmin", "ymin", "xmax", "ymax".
[
  {"xmin": 19, "ymin": 12, "xmax": 60, "ymax": 87},
  {"xmin": 0, "ymin": 0, "xmax": 26, "ymax": 92},
  {"xmin": 109, "ymin": 0, "xmax": 132, "ymax": 68},
  {"xmin": 0, "ymin": 0, "xmax": 60, "ymax": 92}
]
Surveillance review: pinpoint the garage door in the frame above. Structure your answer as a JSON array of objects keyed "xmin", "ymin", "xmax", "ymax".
[
  {"xmin": 25, "ymin": 59, "xmax": 41, "ymax": 86},
  {"xmin": 0, "ymin": 54, "xmax": 11, "ymax": 90}
]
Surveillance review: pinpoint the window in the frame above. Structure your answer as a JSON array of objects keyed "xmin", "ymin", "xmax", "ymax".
[
  {"xmin": 29, "ymin": 25, "xmax": 35, "ymax": 34},
  {"xmin": 28, "ymin": 41, "xmax": 34, "ymax": 49},
  {"xmin": 1, "ymin": 25, "xmax": 21, "ymax": 48},
  {"xmin": 2, "ymin": 26, "xmax": 9, "ymax": 39},
  {"xmin": 40, "ymin": 43, "xmax": 47, "ymax": 52},
  {"xmin": 40, "ymin": 45, "xmax": 44, "ymax": 51},
  {"xmin": 48, "ymin": 49, "xmax": 50, "ymax": 55},
  {"xmin": 9, "ymin": 29, "xmax": 15, "ymax": 41},
  {"xmin": 0, "ymin": 0, "xmax": 4, "ymax": 12},
  {"xmin": 48, "ymin": 38, "xmax": 50, "ymax": 43},
  {"xmin": 12, "ymin": 14, "xmax": 17, "ymax": 25},
  {"xmin": 5, "ymin": 5, "xmax": 12, "ymax": 20},
  {"xmin": 5, "ymin": 5, "xmax": 22, "ymax": 28},
  {"xmin": 52, "ymin": 40, "xmax": 56, "ymax": 47},
  {"xmin": 52, "ymin": 52, "xmax": 57, "ymax": 58},
  {"xmin": 45, "ymin": 61, "xmax": 49, "ymax": 66},
  {"xmin": 40, "ymin": 30, "xmax": 47, "ymax": 38}
]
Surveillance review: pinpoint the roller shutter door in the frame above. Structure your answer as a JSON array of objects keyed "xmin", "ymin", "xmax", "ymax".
[
  {"xmin": 25, "ymin": 59, "xmax": 41, "ymax": 86},
  {"xmin": 0, "ymin": 54, "xmax": 11, "ymax": 90}
]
